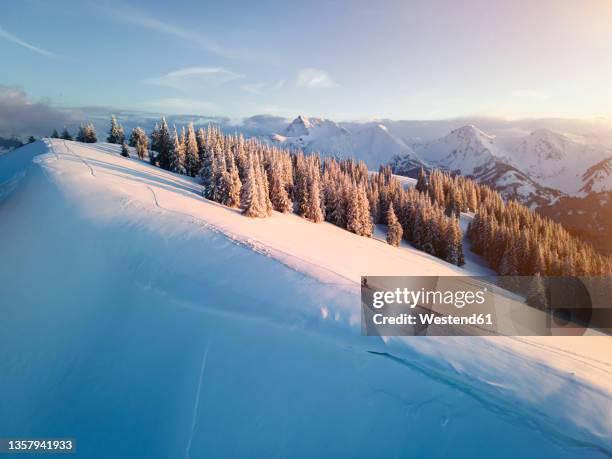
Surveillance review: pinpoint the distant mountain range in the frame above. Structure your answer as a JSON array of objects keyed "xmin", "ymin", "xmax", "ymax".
[
  {"xmin": 270, "ymin": 115, "xmax": 415, "ymax": 168},
  {"xmin": 268, "ymin": 116, "xmax": 612, "ymax": 253}
]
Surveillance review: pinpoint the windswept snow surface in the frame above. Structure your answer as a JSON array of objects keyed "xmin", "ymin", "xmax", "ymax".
[{"xmin": 1, "ymin": 140, "xmax": 611, "ymax": 458}]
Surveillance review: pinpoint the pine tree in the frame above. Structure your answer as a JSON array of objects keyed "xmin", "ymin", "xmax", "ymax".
[
  {"xmin": 304, "ymin": 164, "xmax": 323, "ymax": 222},
  {"xmin": 136, "ymin": 138, "xmax": 148, "ymax": 160},
  {"xmin": 269, "ymin": 156, "xmax": 292, "ymax": 212},
  {"xmin": 445, "ymin": 188, "xmax": 461, "ymax": 217},
  {"xmin": 456, "ymin": 220, "xmax": 465, "ymax": 266},
  {"xmin": 242, "ymin": 155, "xmax": 267, "ymax": 217},
  {"xmin": 129, "ymin": 127, "xmax": 148, "ymax": 160},
  {"xmin": 60, "ymin": 127, "xmax": 73, "ymax": 141},
  {"xmin": 150, "ymin": 123, "xmax": 160, "ymax": 153},
  {"xmin": 169, "ymin": 126, "xmax": 186, "ymax": 174},
  {"xmin": 500, "ymin": 244, "xmax": 519, "ymax": 276},
  {"xmin": 180, "ymin": 126, "xmax": 186, "ymax": 153},
  {"xmin": 347, "ymin": 184, "xmax": 372, "ymax": 237},
  {"xmin": 27, "ymin": 136, "xmax": 36, "ymax": 144},
  {"xmin": 257, "ymin": 157, "xmax": 273, "ymax": 217},
  {"xmin": 196, "ymin": 127, "xmax": 207, "ymax": 168},
  {"xmin": 87, "ymin": 124, "xmax": 97, "ymax": 143},
  {"xmin": 121, "ymin": 142, "xmax": 130, "ymax": 157},
  {"xmin": 444, "ymin": 220, "xmax": 458, "ymax": 264},
  {"xmin": 224, "ymin": 155, "xmax": 242, "ymax": 208},
  {"xmin": 416, "ymin": 167, "xmax": 428, "ymax": 194},
  {"xmin": 51, "ymin": 129, "xmax": 60, "ymax": 138},
  {"xmin": 212, "ymin": 149, "xmax": 228, "ymax": 202},
  {"xmin": 200, "ymin": 128, "xmax": 218, "ymax": 196},
  {"xmin": 527, "ymin": 272, "xmax": 547, "ymax": 310},
  {"xmin": 386, "ymin": 203, "xmax": 403, "ymax": 246},
  {"xmin": 329, "ymin": 179, "xmax": 348, "ymax": 228},
  {"xmin": 107, "ymin": 115, "xmax": 125, "ymax": 144},
  {"xmin": 444, "ymin": 218, "xmax": 464, "ymax": 266},
  {"xmin": 129, "ymin": 126, "xmax": 145, "ymax": 147},
  {"xmin": 156, "ymin": 118, "xmax": 172, "ymax": 170},
  {"xmin": 76, "ymin": 123, "xmax": 97, "ymax": 143},
  {"xmin": 185, "ymin": 123, "xmax": 199, "ymax": 177},
  {"xmin": 358, "ymin": 185, "xmax": 373, "ymax": 237},
  {"xmin": 419, "ymin": 209, "xmax": 436, "ymax": 255}
]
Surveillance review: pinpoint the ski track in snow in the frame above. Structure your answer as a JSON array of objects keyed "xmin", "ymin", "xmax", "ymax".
[
  {"xmin": 185, "ymin": 343, "xmax": 209, "ymax": 459},
  {"xmin": 63, "ymin": 140, "xmax": 96, "ymax": 177}
]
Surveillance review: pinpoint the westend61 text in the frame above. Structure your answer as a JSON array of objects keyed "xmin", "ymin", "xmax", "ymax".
[{"xmin": 372, "ymin": 312, "xmax": 494, "ymax": 326}]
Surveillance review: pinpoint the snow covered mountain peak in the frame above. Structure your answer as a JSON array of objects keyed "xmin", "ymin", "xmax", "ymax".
[
  {"xmin": 416, "ymin": 124, "xmax": 507, "ymax": 174},
  {"xmin": 283, "ymin": 115, "xmax": 346, "ymax": 139},
  {"xmin": 450, "ymin": 124, "xmax": 495, "ymax": 142},
  {"xmin": 285, "ymin": 115, "xmax": 315, "ymax": 137},
  {"xmin": 520, "ymin": 128, "xmax": 572, "ymax": 161}
]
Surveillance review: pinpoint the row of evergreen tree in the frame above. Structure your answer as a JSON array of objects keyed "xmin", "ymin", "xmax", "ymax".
[
  {"xmin": 50, "ymin": 124, "xmax": 97, "ymax": 143},
  {"xmin": 412, "ymin": 167, "xmax": 612, "ymax": 276},
  {"xmin": 368, "ymin": 166, "xmax": 465, "ymax": 264},
  {"xmin": 52, "ymin": 117, "xmax": 149, "ymax": 159}
]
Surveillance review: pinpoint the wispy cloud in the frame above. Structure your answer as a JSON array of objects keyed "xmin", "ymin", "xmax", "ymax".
[
  {"xmin": 0, "ymin": 26, "xmax": 57, "ymax": 58},
  {"xmin": 107, "ymin": 5, "xmax": 260, "ymax": 62},
  {"xmin": 241, "ymin": 80, "xmax": 285, "ymax": 95},
  {"xmin": 296, "ymin": 68, "xmax": 338, "ymax": 89},
  {"xmin": 144, "ymin": 67, "xmax": 244, "ymax": 91}
]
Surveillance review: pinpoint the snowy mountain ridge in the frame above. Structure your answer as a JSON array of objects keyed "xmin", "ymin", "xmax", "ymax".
[
  {"xmin": 510, "ymin": 128, "xmax": 612, "ymax": 195},
  {"xmin": 410, "ymin": 125, "xmax": 612, "ymax": 200},
  {"xmin": 271, "ymin": 115, "xmax": 418, "ymax": 168},
  {"xmin": 270, "ymin": 116, "xmax": 612, "ymax": 207},
  {"xmin": 400, "ymin": 124, "xmax": 612, "ymax": 203}
]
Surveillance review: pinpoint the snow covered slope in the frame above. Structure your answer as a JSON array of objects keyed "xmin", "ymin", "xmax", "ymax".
[{"xmin": 1, "ymin": 139, "xmax": 611, "ymax": 458}]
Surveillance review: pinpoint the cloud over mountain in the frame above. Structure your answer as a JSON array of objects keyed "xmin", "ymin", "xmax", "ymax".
[{"xmin": 0, "ymin": 85, "xmax": 72, "ymax": 137}]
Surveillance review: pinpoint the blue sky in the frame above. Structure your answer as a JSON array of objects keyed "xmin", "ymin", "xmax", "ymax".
[{"xmin": 2, "ymin": 0, "xmax": 612, "ymax": 121}]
